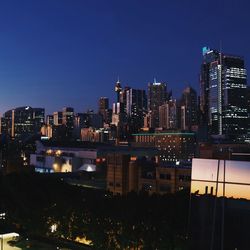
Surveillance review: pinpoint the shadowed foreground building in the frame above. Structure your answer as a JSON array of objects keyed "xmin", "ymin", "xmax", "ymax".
[
  {"xmin": 106, "ymin": 153, "xmax": 191, "ymax": 195},
  {"xmin": 190, "ymin": 158, "xmax": 250, "ymax": 250}
]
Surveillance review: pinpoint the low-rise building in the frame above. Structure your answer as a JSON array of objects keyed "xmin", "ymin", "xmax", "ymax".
[
  {"xmin": 107, "ymin": 152, "xmax": 191, "ymax": 195},
  {"xmin": 132, "ymin": 131, "xmax": 197, "ymax": 164},
  {"xmin": 30, "ymin": 141, "xmax": 157, "ymax": 175}
]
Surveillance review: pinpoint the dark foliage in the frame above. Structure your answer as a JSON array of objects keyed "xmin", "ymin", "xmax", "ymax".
[{"xmin": 0, "ymin": 173, "xmax": 189, "ymax": 249}]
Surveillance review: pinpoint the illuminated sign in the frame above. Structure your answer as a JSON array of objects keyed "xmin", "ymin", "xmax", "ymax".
[{"xmin": 202, "ymin": 46, "xmax": 210, "ymax": 56}]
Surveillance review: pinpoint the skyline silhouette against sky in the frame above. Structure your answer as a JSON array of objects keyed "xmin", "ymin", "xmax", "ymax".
[{"xmin": 0, "ymin": 0, "xmax": 250, "ymax": 115}]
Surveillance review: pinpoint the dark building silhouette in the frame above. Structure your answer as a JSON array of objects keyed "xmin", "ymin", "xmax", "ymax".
[
  {"xmin": 62, "ymin": 107, "xmax": 74, "ymax": 138},
  {"xmin": 126, "ymin": 88, "xmax": 147, "ymax": 133},
  {"xmin": 98, "ymin": 97, "xmax": 110, "ymax": 124},
  {"xmin": 33, "ymin": 108, "xmax": 45, "ymax": 133},
  {"xmin": 180, "ymin": 86, "xmax": 198, "ymax": 130},
  {"xmin": 46, "ymin": 115, "xmax": 54, "ymax": 126}
]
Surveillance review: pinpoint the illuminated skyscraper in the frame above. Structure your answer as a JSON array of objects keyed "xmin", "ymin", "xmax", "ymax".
[
  {"xmin": 33, "ymin": 108, "xmax": 45, "ymax": 133},
  {"xmin": 247, "ymin": 86, "xmax": 250, "ymax": 133},
  {"xmin": 114, "ymin": 79, "xmax": 122, "ymax": 102},
  {"xmin": 148, "ymin": 80, "xmax": 167, "ymax": 128},
  {"xmin": 159, "ymin": 99, "xmax": 177, "ymax": 129},
  {"xmin": 200, "ymin": 47, "xmax": 248, "ymax": 139},
  {"xmin": 119, "ymin": 86, "xmax": 130, "ymax": 114},
  {"xmin": 2, "ymin": 106, "xmax": 44, "ymax": 139},
  {"xmin": 46, "ymin": 115, "xmax": 54, "ymax": 126},
  {"xmin": 99, "ymin": 97, "xmax": 109, "ymax": 113},
  {"xmin": 126, "ymin": 88, "xmax": 147, "ymax": 133},
  {"xmin": 53, "ymin": 111, "xmax": 63, "ymax": 126},
  {"xmin": 98, "ymin": 97, "xmax": 110, "ymax": 124},
  {"xmin": 62, "ymin": 107, "xmax": 74, "ymax": 138}
]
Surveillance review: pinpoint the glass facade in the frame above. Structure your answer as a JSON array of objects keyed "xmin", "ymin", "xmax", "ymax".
[
  {"xmin": 126, "ymin": 88, "xmax": 147, "ymax": 132},
  {"xmin": 191, "ymin": 158, "xmax": 250, "ymax": 200},
  {"xmin": 148, "ymin": 82, "xmax": 167, "ymax": 128},
  {"xmin": 2, "ymin": 106, "xmax": 44, "ymax": 139},
  {"xmin": 200, "ymin": 48, "xmax": 248, "ymax": 139}
]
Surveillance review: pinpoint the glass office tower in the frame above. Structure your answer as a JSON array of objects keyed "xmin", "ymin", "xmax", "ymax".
[
  {"xmin": 200, "ymin": 47, "xmax": 248, "ymax": 139},
  {"xmin": 148, "ymin": 81, "xmax": 167, "ymax": 128}
]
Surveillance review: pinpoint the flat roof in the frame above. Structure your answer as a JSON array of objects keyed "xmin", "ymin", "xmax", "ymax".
[{"xmin": 132, "ymin": 132, "xmax": 195, "ymax": 136}]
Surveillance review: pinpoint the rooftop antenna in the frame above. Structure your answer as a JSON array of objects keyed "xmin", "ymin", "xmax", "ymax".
[
  {"xmin": 219, "ymin": 40, "xmax": 223, "ymax": 64},
  {"xmin": 154, "ymin": 77, "xmax": 157, "ymax": 84}
]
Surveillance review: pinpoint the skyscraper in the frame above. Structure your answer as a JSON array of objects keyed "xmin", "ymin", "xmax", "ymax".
[
  {"xmin": 112, "ymin": 102, "xmax": 127, "ymax": 140},
  {"xmin": 62, "ymin": 107, "xmax": 74, "ymax": 138},
  {"xmin": 46, "ymin": 115, "xmax": 54, "ymax": 126},
  {"xmin": 180, "ymin": 86, "xmax": 198, "ymax": 130},
  {"xmin": 53, "ymin": 111, "xmax": 63, "ymax": 126},
  {"xmin": 247, "ymin": 86, "xmax": 250, "ymax": 133},
  {"xmin": 148, "ymin": 80, "xmax": 167, "ymax": 128},
  {"xmin": 99, "ymin": 97, "xmax": 109, "ymax": 113},
  {"xmin": 200, "ymin": 47, "xmax": 248, "ymax": 139},
  {"xmin": 115, "ymin": 79, "xmax": 122, "ymax": 102},
  {"xmin": 119, "ymin": 86, "xmax": 131, "ymax": 114},
  {"xmin": 98, "ymin": 97, "xmax": 109, "ymax": 124},
  {"xmin": 159, "ymin": 99, "xmax": 177, "ymax": 129},
  {"xmin": 126, "ymin": 88, "xmax": 147, "ymax": 133},
  {"xmin": 112, "ymin": 102, "xmax": 126, "ymax": 126},
  {"xmin": 33, "ymin": 108, "xmax": 45, "ymax": 133},
  {"xmin": 2, "ymin": 106, "xmax": 44, "ymax": 139}
]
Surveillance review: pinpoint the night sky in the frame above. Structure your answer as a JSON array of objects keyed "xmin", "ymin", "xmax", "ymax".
[{"xmin": 0, "ymin": 0, "xmax": 250, "ymax": 115}]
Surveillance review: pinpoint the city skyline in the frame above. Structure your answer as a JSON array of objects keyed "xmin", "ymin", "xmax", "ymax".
[
  {"xmin": 0, "ymin": 0, "xmax": 250, "ymax": 115},
  {"xmin": 1, "ymin": 2, "xmax": 250, "ymax": 249}
]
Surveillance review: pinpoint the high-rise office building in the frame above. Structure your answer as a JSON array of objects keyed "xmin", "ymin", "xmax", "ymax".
[
  {"xmin": 119, "ymin": 86, "xmax": 130, "ymax": 113},
  {"xmin": 74, "ymin": 113, "xmax": 90, "ymax": 129},
  {"xmin": 33, "ymin": 108, "xmax": 45, "ymax": 133},
  {"xmin": 62, "ymin": 107, "xmax": 74, "ymax": 138},
  {"xmin": 200, "ymin": 47, "xmax": 248, "ymax": 139},
  {"xmin": 180, "ymin": 86, "xmax": 198, "ymax": 130},
  {"xmin": 53, "ymin": 111, "xmax": 63, "ymax": 126},
  {"xmin": 98, "ymin": 97, "xmax": 110, "ymax": 124},
  {"xmin": 112, "ymin": 102, "xmax": 127, "ymax": 140},
  {"xmin": 2, "ymin": 106, "xmax": 44, "ymax": 139},
  {"xmin": 126, "ymin": 88, "xmax": 147, "ymax": 133},
  {"xmin": 46, "ymin": 115, "xmax": 54, "ymax": 126},
  {"xmin": 99, "ymin": 97, "xmax": 109, "ymax": 112},
  {"xmin": 112, "ymin": 103, "xmax": 126, "ymax": 126},
  {"xmin": 73, "ymin": 113, "xmax": 89, "ymax": 139},
  {"xmin": 247, "ymin": 86, "xmax": 250, "ymax": 134},
  {"xmin": 148, "ymin": 80, "xmax": 167, "ymax": 128},
  {"xmin": 62, "ymin": 107, "xmax": 74, "ymax": 126},
  {"xmin": 159, "ymin": 99, "xmax": 177, "ymax": 129}
]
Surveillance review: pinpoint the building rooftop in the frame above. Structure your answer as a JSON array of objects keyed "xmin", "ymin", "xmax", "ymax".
[
  {"xmin": 38, "ymin": 140, "xmax": 158, "ymax": 155},
  {"xmin": 132, "ymin": 131, "xmax": 195, "ymax": 136}
]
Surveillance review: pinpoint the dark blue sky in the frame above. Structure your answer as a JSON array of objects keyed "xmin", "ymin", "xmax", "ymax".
[{"xmin": 0, "ymin": 0, "xmax": 250, "ymax": 115}]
